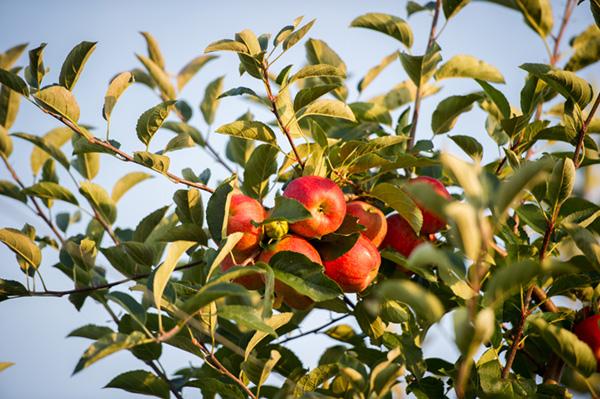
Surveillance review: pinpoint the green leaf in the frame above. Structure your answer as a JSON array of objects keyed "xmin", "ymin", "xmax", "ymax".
[
  {"xmin": 529, "ymin": 317, "xmax": 597, "ymax": 377},
  {"xmin": 350, "ymin": 13, "xmax": 413, "ymax": 48},
  {"xmin": 12, "ymin": 131, "xmax": 71, "ymax": 173},
  {"xmin": 349, "ymin": 102, "xmax": 392, "ymax": 125},
  {"xmin": 103, "ymin": 71, "xmax": 134, "ymax": 122},
  {"xmin": 26, "ymin": 43, "xmax": 46, "ymax": 89},
  {"xmin": 0, "ymin": 43, "xmax": 28, "ymax": 70},
  {"xmin": 564, "ymin": 223, "xmax": 600, "ymax": 271},
  {"xmin": 218, "ymin": 86, "xmax": 261, "ymax": 101},
  {"xmin": 476, "ymin": 79, "xmax": 511, "ymax": 119},
  {"xmin": 153, "ymin": 241, "xmax": 195, "ymax": 312},
  {"xmin": 111, "ymin": 172, "xmax": 153, "ymax": 202},
  {"xmin": 68, "ymin": 324, "xmax": 114, "ymax": 340},
  {"xmin": 358, "ymin": 51, "xmax": 398, "ymax": 93},
  {"xmin": 592, "ymin": 0, "xmax": 600, "ymax": 29},
  {"xmin": 106, "ymin": 291, "xmax": 147, "ymax": 326},
  {"xmin": 431, "ymin": 93, "xmax": 482, "ymax": 134},
  {"xmin": 0, "ymin": 228, "xmax": 41, "ymax": 269},
  {"xmin": 0, "ymin": 278, "xmax": 28, "ymax": 301},
  {"xmin": 445, "ymin": 202, "xmax": 482, "ymax": 261},
  {"xmin": 219, "ymin": 305, "xmax": 276, "ymax": 335},
  {"xmin": 206, "ymin": 178, "xmax": 234, "ymax": 242},
  {"xmin": 399, "ymin": 42, "xmax": 442, "ymax": 86},
  {"xmin": 133, "ymin": 206, "xmax": 169, "ymax": 243},
  {"xmin": 242, "ymin": 144, "xmax": 278, "ymax": 201},
  {"xmin": 136, "ymin": 101, "xmax": 176, "ymax": 147},
  {"xmin": 105, "ymin": 370, "xmax": 169, "ymax": 399},
  {"xmin": 305, "ymin": 39, "xmax": 348, "ymax": 101},
  {"xmin": 0, "ymin": 68, "xmax": 29, "ymax": 96},
  {"xmin": 293, "ymin": 364, "xmax": 339, "ymax": 397},
  {"xmin": 547, "ymin": 158, "xmax": 575, "ymax": 213},
  {"xmin": 73, "ymin": 332, "xmax": 151, "ymax": 374},
  {"xmin": 180, "ymin": 281, "xmax": 249, "ymax": 316},
  {"xmin": 483, "ymin": 260, "xmax": 541, "ymax": 306},
  {"xmin": 133, "ymin": 152, "xmax": 170, "ymax": 174},
  {"xmin": 290, "ymin": 64, "xmax": 345, "ymax": 82},
  {"xmin": 173, "ymin": 188, "xmax": 204, "ymax": 225},
  {"xmin": 34, "ymin": 85, "xmax": 80, "ymax": 122},
  {"xmin": 177, "ymin": 56, "xmax": 216, "ymax": 92},
  {"xmin": 565, "ymin": 25, "xmax": 600, "ymax": 72},
  {"xmin": 370, "ymin": 183, "xmax": 422, "ymax": 234},
  {"xmin": 0, "ymin": 80, "xmax": 22, "ymax": 130},
  {"xmin": 140, "ymin": 32, "xmax": 166, "ymax": 70},
  {"xmin": 443, "ymin": 0, "xmax": 471, "ymax": 19},
  {"xmin": 215, "ymin": 121, "xmax": 276, "ymax": 144},
  {"xmin": 200, "ymin": 76, "xmax": 224, "ymax": 125},
  {"xmin": 23, "ymin": 182, "xmax": 78, "ymax": 205},
  {"xmin": 264, "ymin": 196, "xmax": 311, "ymax": 224},
  {"xmin": 59, "ymin": 41, "xmax": 97, "ymax": 90},
  {"xmin": 136, "ymin": 54, "xmax": 175, "ymax": 100},
  {"xmin": 0, "ymin": 180, "xmax": 26, "ymax": 203},
  {"xmin": 515, "ymin": 0, "xmax": 553, "ymax": 38},
  {"xmin": 204, "ymin": 39, "xmax": 249, "ymax": 54},
  {"xmin": 293, "ymin": 84, "xmax": 339, "ymax": 111},
  {"xmin": 450, "ymin": 135, "xmax": 483, "ymax": 160},
  {"xmin": 283, "ymin": 19, "xmax": 316, "ymax": 50},
  {"xmin": 79, "ymin": 181, "xmax": 117, "ymax": 224},
  {"xmin": 520, "ymin": 63, "xmax": 594, "ymax": 108},
  {"xmin": 435, "ymin": 55, "xmax": 504, "ymax": 83},
  {"xmin": 245, "ymin": 312, "xmax": 293, "ymax": 361},
  {"xmin": 296, "ymin": 99, "xmax": 356, "ymax": 122},
  {"xmin": 377, "ymin": 279, "xmax": 444, "ymax": 326},
  {"xmin": 267, "ymin": 252, "xmax": 342, "ymax": 302}
]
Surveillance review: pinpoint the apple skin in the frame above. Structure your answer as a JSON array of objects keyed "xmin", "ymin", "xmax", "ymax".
[
  {"xmin": 381, "ymin": 214, "xmax": 424, "ymax": 258},
  {"xmin": 258, "ymin": 235, "xmax": 322, "ymax": 310},
  {"xmin": 346, "ymin": 201, "xmax": 387, "ymax": 247},
  {"xmin": 227, "ymin": 193, "xmax": 266, "ymax": 254},
  {"xmin": 323, "ymin": 234, "xmax": 381, "ymax": 293},
  {"xmin": 220, "ymin": 252, "xmax": 263, "ymax": 290},
  {"xmin": 409, "ymin": 176, "xmax": 451, "ymax": 234},
  {"xmin": 283, "ymin": 176, "xmax": 346, "ymax": 239},
  {"xmin": 573, "ymin": 314, "xmax": 600, "ymax": 369}
]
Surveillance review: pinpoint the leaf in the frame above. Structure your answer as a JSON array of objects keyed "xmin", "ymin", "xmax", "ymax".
[
  {"xmin": 136, "ymin": 101, "xmax": 176, "ymax": 147},
  {"xmin": 59, "ymin": 41, "xmax": 97, "ymax": 90},
  {"xmin": 0, "ymin": 180, "xmax": 26, "ymax": 203},
  {"xmin": 136, "ymin": 54, "xmax": 175, "ymax": 100},
  {"xmin": 431, "ymin": 93, "xmax": 482, "ymax": 134},
  {"xmin": 370, "ymin": 183, "xmax": 422, "ymax": 234},
  {"xmin": 26, "ymin": 43, "xmax": 46, "ymax": 89},
  {"xmin": 34, "ymin": 85, "xmax": 80, "ymax": 122},
  {"xmin": 445, "ymin": 202, "xmax": 482, "ymax": 261},
  {"xmin": 200, "ymin": 76, "xmax": 224, "ymax": 125},
  {"xmin": 520, "ymin": 63, "xmax": 594, "ymax": 108},
  {"xmin": 515, "ymin": 0, "xmax": 554, "ymax": 38},
  {"xmin": 106, "ymin": 291, "xmax": 147, "ymax": 326},
  {"xmin": 293, "ymin": 84, "xmax": 339, "ymax": 111},
  {"xmin": 23, "ymin": 182, "xmax": 78, "ymax": 205},
  {"xmin": 377, "ymin": 280, "xmax": 444, "ymax": 326},
  {"xmin": 68, "ymin": 324, "xmax": 114, "ymax": 340},
  {"xmin": 265, "ymin": 196, "xmax": 311, "ymax": 224},
  {"xmin": 215, "ymin": 121, "xmax": 276, "ymax": 144},
  {"xmin": 0, "ymin": 43, "xmax": 28, "ymax": 70},
  {"xmin": 153, "ymin": 241, "xmax": 195, "ymax": 312},
  {"xmin": 177, "ymin": 55, "xmax": 217, "ymax": 91},
  {"xmin": 435, "ymin": 55, "xmax": 504, "ymax": 83},
  {"xmin": 547, "ymin": 158, "xmax": 575, "ymax": 213},
  {"xmin": 204, "ymin": 39, "xmax": 249, "ymax": 54},
  {"xmin": 73, "ymin": 331, "xmax": 151, "ymax": 374},
  {"xmin": 105, "ymin": 370, "xmax": 169, "ymax": 399},
  {"xmin": 0, "ymin": 68, "xmax": 29, "ymax": 96},
  {"xmin": 293, "ymin": 364, "xmax": 339, "ymax": 397},
  {"xmin": 103, "ymin": 71, "xmax": 134, "ymax": 122},
  {"xmin": 592, "ymin": 0, "xmax": 600, "ymax": 29},
  {"xmin": 0, "ymin": 362, "xmax": 14, "ymax": 373},
  {"xmin": 111, "ymin": 172, "xmax": 153, "ymax": 202},
  {"xmin": 483, "ymin": 260, "xmax": 541, "ymax": 306},
  {"xmin": 140, "ymin": 32, "xmax": 166, "ymax": 70},
  {"xmin": 218, "ymin": 86, "xmax": 261, "ymax": 101},
  {"xmin": 267, "ymin": 251, "xmax": 342, "ymax": 301},
  {"xmin": 564, "ymin": 224, "xmax": 600, "ymax": 271},
  {"xmin": 180, "ymin": 281, "xmax": 249, "ymax": 316},
  {"xmin": 443, "ymin": 0, "xmax": 471, "ymax": 19},
  {"xmin": 0, "ymin": 228, "xmax": 41, "ymax": 269},
  {"xmin": 349, "ymin": 102, "xmax": 392, "ymax": 125},
  {"xmin": 305, "ymin": 39, "xmax": 348, "ymax": 101},
  {"xmin": 243, "ymin": 144, "xmax": 278, "ymax": 201},
  {"xmin": 245, "ymin": 312, "xmax": 293, "ymax": 361},
  {"xmin": 205, "ymin": 233, "xmax": 244, "ymax": 280},
  {"xmin": 206, "ymin": 179, "xmax": 234, "ymax": 242},
  {"xmin": 565, "ymin": 25, "xmax": 600, "ymax": 72},
  {"xmin": 79, "ymin": 181, "xmax": 117, "ymax": 224},
  {"xmin": 12, "ymin": 131, "xmax": 71, "ymax": 173},
  {"xmin": 0, "ymin": 80, "xmax": 22, "ymax": 130},
  {"xmin": 133, "ymin": 206, "xmax": 169, "ymax": 243},
  {"xmin": 133, "ymin": 152, "xmax": 170, "ymax": 174},
  {"xmin": 283, "ymin": 19, "xmax": 315, "ymax": 50},
  {"xmin": 350, "ymin": 13, "xmax": 413, "ymax": 48},
  {"xmin": 290, "ymin": 64, "xmax": 345, "ymax": 82},
  {"xmin": 450, "ymin": 135, "xmax": 483, "ymax": 160},
  {"xmin": 399, "ymin": 43, "xmax": 442, "ymax": 86},
  {"xmin": 219, "ymin": 305, "xmax": 276, "ymax": 336},
  {"xmin": 358, "ymin": 51, "xmax": 398, "ymax": 93},
  {"xmin": 476, "ymin": 79, "xmax": 511, "ymax": 119},
  {"xmin": 529, "ymin": 317, "xmax": 597, "ymax": 377},
  {"xmin": 296, "ymin": 99, "xmax": 356, "ymax": 122}
]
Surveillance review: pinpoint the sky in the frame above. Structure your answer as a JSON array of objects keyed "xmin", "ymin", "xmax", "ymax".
[{"xmin": 0, "ymin": 0, "xmax": 596, "ymax": 398}]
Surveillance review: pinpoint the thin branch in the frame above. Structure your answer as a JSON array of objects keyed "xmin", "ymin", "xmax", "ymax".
[
  {"xmin": 146, "ymin": 360, "xmax": 184, "ymax": 399},
  {"xmin": 502, "ymin": 285, "xmax": 535, "ymax": 378},
  {"xmin": 550, "ymin": 0, "xmax": 577, "ymax": 66},
  {"xmin": 407, "ymin": 0, "xmax": 442, "ymax": 150},
  {"xmin": 275, "ymin": 314, "xmax": 350, "ymax": 345},
  {"xmin": 573, "ymin": 92, "xmax": 600, "ymax": 168}
]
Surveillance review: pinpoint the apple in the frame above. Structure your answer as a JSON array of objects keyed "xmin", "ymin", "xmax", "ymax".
[
  {"xmin": 227, "ymin": 193, "xmax": 266, "ymax": 253},
  {"xmin": 408, "ymin": 176, "xmax": 451, "ymax": 234},
  {"xmin": 263, "ymin": 219, "xmax": 289, "ymax": 240},
  {"xmin": 345, "ymin": 201, "xmax": 387, "ymax": 247},
  {"xmin": 283, "ymin": 176, "xmax": 346, "ymax": 239},
  {"xmin": 220, "ymin": 252, "xmax": 263, "ymax": 290},
  {"xmin": 323, "ymin": 234, "xmax": 381, "ymax": 293},
  {"xmin": 573, "ymin": 314, "xmax": 600, "ymax": 368},
  {"xmin": 382, "ymin": 214, "xmax": 424, "ymax": 258},
  {"xmin": 258, "ymin": 235, "xmax": 322, "ymax": 309}
]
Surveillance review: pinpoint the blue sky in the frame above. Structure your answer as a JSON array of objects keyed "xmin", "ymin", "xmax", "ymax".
[{"xmin": 0, "ymin": 0, "xmax": 596, "ymax": 397}]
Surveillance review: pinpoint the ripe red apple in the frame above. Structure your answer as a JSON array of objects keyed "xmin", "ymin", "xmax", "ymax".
[
  {"xmin": 220, "ymin": 252, "xmax": 263, "ymax": 290},
  {"xmin": 323, "ymin": 234, "xmax": 381, "ymax": 293},
  {"xmin": 574, "ymin": 314, "xmax": 600, "ymax": 368},
  {"xmin": 409, "ymin": 176, "xmax": 451, "ymax": 234},
  {"xmin": 282, "ymin": 176, "xmax": 346, "ymax": 239},
  {"xmin": 346, "ymin": 201, "xmax": 387, "ymax": 247},
  {"xmin": 382, "ymin": 214, "xmax": 424, "ymax": 258},
  {"xmin": 227, "ymin": 193, "xmax": 266, "ymax": 253},
  {"xmin": 258, "ymin": 235, "xmax": 322, "ymax": 310}
]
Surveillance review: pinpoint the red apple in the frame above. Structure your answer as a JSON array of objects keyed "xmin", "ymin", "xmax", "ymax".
[
  {"xmin": 346, "ymin": 201, "xmax": 387, "ymax": 247},
  {"xmin": 227, "ymin": 193, "xmax": 266, "ymax": 253},
  {"xmin": 382, "ymin": 214, "xmax": 424, "ymax": 258},
  {"xmin": 258, "ymin": 235, "xmax": 322, "ymax": 310},
  {"xmin": 283, "ymin": 176, "xmax": 346, "ymax": 239},
  {"xmin": 574, "ymin": 314, "xmax": 600, "ymax": 369},
  {"xmin": 220, "ymin": 252, "xmax": 263, "ymax": 290},
  {"xmin": 409, "ymin": 176, "xmax": 451, "ymax": 234},
  {"xmin": 323, "ymin": 234, "xmax": 381, "ymax": 293}
]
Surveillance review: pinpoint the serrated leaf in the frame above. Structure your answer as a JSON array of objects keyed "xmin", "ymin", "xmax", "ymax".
[
  {"xmin": 111, "ymin": 172, "xmax": 153, "ymax": 202},
  {"xmin": 243, "ymin": 144, "xmax": 278, "ymax": 201},
  {"xmin": 103, "ymin": 71, "xmax": 134, "ymax": 122},
  {"xmin": 205, "ymin": 39, "xmax": 249, "ymax": 54},
  {"xmin": 520, "ymin": 63, "xmax": 593, "ymax": 108},
  {"xmin": 59, "ymin": 41, "xmax": 96, "ymax": 90},
  {"xmin": 0, "ymin": 68, "xmax": 29, "ymax": 96},
  {"xmin": 370, "ymin": 182, "xmax": 422, "ymax": 234},
  {"xmin": 431, "ymin": 93, "xmax": 482, "ymax": 134},
  {"xmin": 350, "ymin": 13, "xmax": 413, "ymax": 48},
  {"xmin": 136, "ymin": 101, "xmax": 176, "ymax": 147},
  {"xmin": 200, "ymin": 76, "xmax": 224, "ymax": 126},
  {"xmin": 296, "ymin": 99, "xmax": 356, "ymax": 122},
  {"xmin": 34, "ymin": 85, "xmax": 80, "ymax": 122},
  {"xmin": 290, "ymin": 64, "xmax": 345, "ymax": 82},
  {"xmin": 73, "ymin": 332, "xmax": 151, "ymax": 374},
  {"xmin": 133, "ymin": 152, "xmax": 170, "ymax": 174},
  {"xmin": 435, "ymin": 55, "xmax": 504, "ymax": 83},
  {"xmin": 105, "ymin": 370, "xmax": 169, "ymax": 399},
  {"xmin": 136, "ymin": 54, "xmax": 175, "ymax": 100},
  {"xmin": 23, "ymin": 182, "xmax": 78, "ymax": 205},
  {"xmin": 0, "ymin": 228, "xmax": 41, "ymax": 269},
  {"xmin": 153, "ymin": 241, "xmax": 195, "ymax": 312},
  {"xmin": 215, "ymin": 120, "xmax": 276, "ymax": 144}
]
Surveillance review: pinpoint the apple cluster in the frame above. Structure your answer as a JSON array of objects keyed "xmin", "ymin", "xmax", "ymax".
[{"xmin": 221, "ymin": 175, "xmax": 450, "ymax": 309}]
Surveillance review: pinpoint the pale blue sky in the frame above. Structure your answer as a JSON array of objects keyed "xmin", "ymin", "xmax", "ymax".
[{"xmin": 0, "ymin": 1, "xmax": 595, "ymax": 398}]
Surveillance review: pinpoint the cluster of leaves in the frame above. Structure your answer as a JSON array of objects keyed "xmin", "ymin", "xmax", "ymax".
[{"xmin": 1, "ymin": 0, "xmax": 600, "ymax": 398}]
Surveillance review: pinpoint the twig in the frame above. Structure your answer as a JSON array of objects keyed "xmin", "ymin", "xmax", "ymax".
[
  {"xmin": 573, "ymin": 92, "xmax": 600, "ymax": 168},
  {"xmin": 146, "ymin": 360, "xmax": 184, "ymax": 399},
  {"xmin": 502, "ymin": 285, "xmax": 535, "ymax": 379},
  {"xmin": 261, "ymin": 60, "xmax": 305, "ymax": 169},
  {"xmin": 550, "ymin": 0, "xmax": 577, "ymax": 66},
  {"xmin": 276, "ymin": 314, "xmax": 350, "ymax": 345},
  {"xmin": 342, "ymin": 294, "xmax": 356, "ymax": 310},
  {"xmin": 407, "ymin": 0, "xmax": 442, "ymax": 150}
]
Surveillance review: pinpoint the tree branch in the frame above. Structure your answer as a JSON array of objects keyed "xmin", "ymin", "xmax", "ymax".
[
  {"xmin": 573, "ymin": 92, "xmax": 600, "ymax": 168},
  {"xmin": 275, "ymin": 314, "xmax": 350, "ymax": 345}
]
